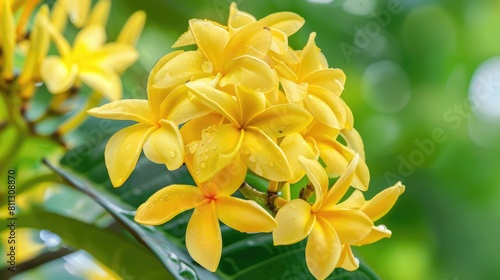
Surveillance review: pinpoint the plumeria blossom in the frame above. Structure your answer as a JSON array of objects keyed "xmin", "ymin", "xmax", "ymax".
[
  {"xmin": 134, "ymin": 156, "xmax": 277, "ymax": 272},
  {"xmin": 273, "ymin": 154, "xmax": 374, "ymax": 279},
  {"xmin": 41, "ymin": 19, "xmax": 138, "ymax": 100}
]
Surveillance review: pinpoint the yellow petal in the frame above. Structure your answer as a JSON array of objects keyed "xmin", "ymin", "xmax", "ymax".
[
  {"xmin": 308, "ymin": 85, "xmax": 348, "ymax": 128},
  {"xmin": 86, "ymin": 0, "xmax": 110, "ymax": 27},
  {"xmin": 216, "ymin": 196, "xmax": 277, "ymax": 233},
  {"xmin": 1, "ymin": 0, "xmax": 15, "ymax": 81},
  {"xmin": 50, "ymin": 0, "xmax": 68, "ymax": 32},
  {"xmin": 361, "ymin": 181, "xmax": 405, "ymax": 222},
  {"xmin": 306, "ymin": 217, "xmax": 342, "ymax": 280},
  {"xmin": 260, "ymin": 11, "xmax": 305, "ymax": 36},
  {"xmin": 73, "ymin": 25, "xmax": 106, "ymax": 53},
  {"xmin": 186, "ymin": 201, "xmax": 222, "ymax": 272},
  {"xmin": 269, "ymin": 29, "xmax": 289, "ymax": 55},
  {"xmin": 87, "ymin": 99, "xmax": 153, "ymax": 124},
  {"xmin": 356, "ymin": 225, "xmax": 392, "ymax": 245},
  {"xmin": 105, "ymin": 123, "xmax": 155, "ymax": 187},
  {"xmin": 298, "ymin": 156, "xmax": 328, "ymax": 212},
  {"xmin": 189, "ymin": 19, "xmax": 229, "ymax": 72},
  {"xmin": 66, "ymin": 0, "xmax": 91, "ymax": 27},
  {"xmin": 172, "ymin": 29, "xmax": 195, "ymax": 48},
  {"xmin": 302, "ymin": 68, "xmax": 345, "ymax": 96},
  {"xmin": 340, "ymin": 127, "xmax": 366, "ymax": 160},
  {"xmin": 79, "ymin": 65, "xmax": 122, "ymax": 101},
  {"xmin": 186, "ymin": 80, "xmax": 240, "ymax": 126},
  {"xmin": 220, "ymin": 55, "xmax": 277, "ymax": 93},
  {"xmin": 280, "ymin": 133, "xmax": 318, "ymax": 184},
  {"xmin": 44, "ymin": 17, "xmax": 72, "ymax": 57},
  {"xmin": 228, "ymin": 2, "xmax": 256, "ymax": 31},
  {"xmin": 223, "ymin": 21, "xmax": 271, "ymax": 62},
  {"xmin": 192, "ymin": 124, "xmax": 243, "ymax": 183},
  {"xmin": 154, "ymin": 50, "xmax": 207, "ymax": 89},
  {"xmin": 280, "ymin": 78, "xmax": 308, "ymax": 103},
  {"xmin": 147, "ymin": 50, "xmax": 183, "ymax": 116},
  {"xmin": 134, "ymin": 185, "xmax": 204, "ymax": 225},
  {"xmin": 180, "ymin": 114, "xmax": 222, "ymax": 150},
  {"xmin": 336, "ymin": 189, "xmax": 365, "ymax": 209},
  {"xmin": 241, "ymin": 127, "xmax": 290, "ymax": 181},
  {"xmin": 297, "ymin": 33, "xmax": 324, "ymax": 79},
  {"xmin": 323, "ymin": 153, "xmax": 359, "ymax": 207},
  {"xmin": 304, "ymin": 94, "xmax": 341, "ymax": 129},
  {"xmin": 198, "ymin": 154, "xmax": 246, "ymax": 197},
  {"xmin": 143, "ymin": 120, "xmax": 184, "ymax": 170},
  {"xmin": 159, "ymin": 85, "xmax": 212, "ymax": 124},
  {"xmin": 117, "ymin": 10, "xmax": 146, "ymax": 46},
  {"xmin": 273, "ymin": 199, "xmax": 315, "ymax": 245},
  {"xmin": 41, "ymin": 56, "xmax": 78, "ymax": 94},
  {"xmin": 91, "ymin": 43, "xmax": 138, "ymax": 73},
  {"xmin": 246, "ymin": 103, "xmax": 313, "ymax": 138},
  {"xmin": 318, "ymin": 209, "xmax": 372, "ymax": 244},
  {"xmin": 338, "ymin": 245, "xmax": 359, "ymax": 271},
  {"xmin": 236, "ymin": 88, "xmax": 266, "ymax": 125}
]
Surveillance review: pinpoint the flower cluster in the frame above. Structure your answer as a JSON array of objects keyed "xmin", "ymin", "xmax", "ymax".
[
  {"xmin": 88, "ymin": 3, "xmax": 404, "ymax": 279},
  {"xmin": 0, "ymin": 0, "xmax": 144, "ymax": 143}
]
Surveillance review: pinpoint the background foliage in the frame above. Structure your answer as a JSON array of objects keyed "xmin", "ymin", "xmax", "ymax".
[{"xmin": 2, "ymin": 0, "xmax": 500, "ymax": 279}]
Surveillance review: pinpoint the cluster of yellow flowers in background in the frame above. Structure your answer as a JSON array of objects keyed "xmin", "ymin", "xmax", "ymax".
[{"xmin": 89, "ymin": 3, "xmax": 404, "ymax": 279}]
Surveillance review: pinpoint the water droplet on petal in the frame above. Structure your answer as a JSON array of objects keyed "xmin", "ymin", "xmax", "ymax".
[
  {"xmin": 243, "ymin": 149, "xmax": 251, "ymax": 155},
  {"xmin": 200, "ymin": 162, "xmax": 207, "ymax": 169},
  {"xmin": 204, "ymin": 148, "xmax": 209, "ymax": 153},
  {"xmin": 355, "ymin": 257, "xmax": 360, "ymax": 266},
  {"xmin": 248, "ymin": 154, "xmax": 256, "ymax": 163},
  {"xmin": 169, "ymin": 151, "xmax": 177, "ymax": 158},
  {"xmin": 377, "ymin": 224, "xmax": 387, "ymax": 231}
]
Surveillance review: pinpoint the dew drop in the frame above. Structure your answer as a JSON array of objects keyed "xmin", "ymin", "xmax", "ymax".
[
  {"xmin": 200, "ymin": 162, "xmax": 207, "ymax": 169},
  {"xmin": 197, "ymin": 151, "xmax": 202, "ymax": 156},
  {"xmin": 268, "ymin": 161, "xmax": 274, "ymax": 167},
  {"xmin": 169, "ymin": 151, "xmax": 177, "ymax": 158},
  {"xmin": 377, "ymin": 224, "xmax": 387, "ymax": 231},
  {"xmin": 211, "ymin": 146, "xmax": 217, "ymax": 150},
  {"xmin": 242, "ymin": 149, "xmax": 251, "ymax": 155},
  {"xmin": 204, "ymin": 148, "xmax": 209, "ymax": 153},
  {"xmin": 355, "ymin": 257, "xmax": 360, "ymax": 266},
  {"xmin": 248, "ymin": 155, "xmax": 256, "ymax": 163}
]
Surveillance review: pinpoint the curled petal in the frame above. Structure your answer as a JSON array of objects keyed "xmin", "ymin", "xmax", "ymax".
[
  {"xmin": 246, "ymin": 103, "xmax": 313, "ymax": 138},
  {"xmin": 361, "ymin": 181, "xmax": 405, "ymax": 222},
  {"xmin": 318, "ymin": 209, "xmax": 372, "ymax": 244},
  {"xmin": 192, "ymin": 124, "xmax": 243, "ymax": 183},
  {"xmin": 302, "ymin": 68, "xmax": 346, "ymax": 96},
  {"xmin": 189, "ymin": 19, "xmax": 229, "ymax": 72},
  {"xmin": 236, "ymin": 88, "xmax": 266, "ymax": 125},
  {"xmin": 105, "ymin": 123, "xmax": 156, "ymax": 187},
  {"xmin": 338, "ymin": 245, "xmax": 359, "ymax": 271},
  {"xmin": 336, "ymin": 189, "xmax": 365, "ymax": 209},
  {"xmin": 143, "ymin": 120, "xmax": 184, "ymax": 170},
  {"xmin": 308, "ymin": 85, "xmax": 348, "ymax": 128},
  {"xmin": 273, "ymin": 199, "xmax": 315, "ymax": 245},
  {"xmin": 280, "ymin": 133, "xmax": 318, "ymax": 184},
  {"xmin": 260, "ymin": 11, "xmax": 305, "ymax": 36},
  {"xmin": 298, "ymin": 156, "xmax": 328, "ymax": 212},
  {"xmin": 340, "ymin": 127, "xmax": 366, "ymax": 160},
  {"xmin": 79, "ymin": 65, "xmax": 122, "ymax": 101},
  {"xmin": 280, "ymin": 78, "xmax": 308, "ymax": 103},
  {"xmin": 216, "ymin": 196, "xmax": 277, "ymax": 233},
  {"xmin": 172, "ymin": 29, "xmax": 195, "ymax": 48},
  {"xmin": 180, "ymin": 114, "xmax": 222, "ymax": 150},
  {"xmin": 220, "ymin": 55, "xmax": 277, "ymax": 93},
  {"xmin": 87, "ymin": 99, "xmax": 153, "ymax": 124},
  {"xmin": 355, "ymin": 225, "xmax": 392, "ymax": 245},
  {"xmin": 323, "ymin": 153, "xmax": 359, "ymax": 207},
  {"xmin": 297, "ymin": 33, "xmax": 324, "ymax": 79},
  {"xmin": 154, "ymin": 50, "xmax": 207, "ymax": 89},
  {"xmin": 304, "ymin": 94, "xmax": 341, "ymax": 129},
  {"xmin": 306, "ymin": 217, "xmax": 342, "ymax": 280},
  {"xmin": 223, "ymin": 21, "xmax": 272, "ymax": 62},
  {"xmin": 241, "ymin": 127, "xmax": 290, "ymax": 182},
  {"xmin": 228, "ymin": 2, "xmax": 256, "ymax": 31},
  {"xmin": 160, "ymin": 85, "xmax": 213, "ymax": 124},
  {"xmin": 41, "ymin": 56, "xmax": 78, "ymax": 94},
  {"xmin": 134, "ymin": 185, "xmax": 204, "ymax": 225},
  {"xmin": 186, "ymin": 202, "xmax": 222, "ymax": 272}
]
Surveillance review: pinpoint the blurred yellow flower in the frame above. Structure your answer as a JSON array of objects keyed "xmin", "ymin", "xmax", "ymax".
[{"xmin": 135, "ymin": 157, "xmax": 277, "ymax": 272}]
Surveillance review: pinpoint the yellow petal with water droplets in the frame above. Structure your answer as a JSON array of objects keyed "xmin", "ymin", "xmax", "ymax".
[
  {"xmin": 134, "ymin": 185, "xmax": 204, "ymax": 225},
  {"xmin": 41, "ymin": 56, "xmax": 78, "ymax": 94},
  {"xmin": 280, "ymin": 133, "xmax": 318, "ymax": 184},
  {"xmin": 355, "ymin": 225, "xmax": 392, "ymax": 245},
  {"xmin": 241, "ymin": 127, "xmax": 290, "ymax": 181},
  {"xmin": 299, "ymin": 156, "xmax": 328, "ymax": 212},
  {"xmin": 186, "ymin": 202, "xmax": 221, "ymax": 272},
  {"xmin": 305, "ymin": 217, "xmax": 342, "ymax": 280},
  {"xmin": 79, "ymin": 65, "xmax": 122, "ymax": 101},
  {"xmin": 192, "ymin": 124, "xmax": 243, "ymax": 183},
  {"xmin": 186, "ymin": 80, "xmax": 240, "ymax": 126},
  {"xmin": 189, "ymin": 19, "xmax": 229, "ymax": 72},
  {"xmin": 223, "ymin": 21, "xmax": 272, "ymax": 62},
  {"xmin": 322, "ymin": 153, "xmax": 359, "ymax": 207},
  {"xmin": 273, "ymin": 199, "xmax": 315, "ymax": 245},
  {"xmin": 143, "ymin": 120, "xmax": 184, "ymax": 170},
  {"xmin": 172, "ymin": 29, "xmax": 195, "ymax": 48},
  {"xmin": 260, "ymin": 11, "xmax": 305, "ymax": 36},
  {"xmin": 318, "ymin": 209, "xmax": 372, "ymax": 244},
  {"xmin": 199, "ymin": 154, "xmax": 246, "ymax": 197},
  {"xmin": 87, "ymin": 99, "xmax": 153, "ymax": 124},
  {"xmin": 216, "ymin": 196, "xmax": 277, "ymax": 233},
  {"xmin": 338, "ymin": 245, "xmax": 359, "ymax": 271},
  {"xmin": 105, "ymin": 123, "xmax": 156, "ymax": 187},
  {"xmin": 362, "ymin": 181, "xmax": 405, "ymax": 222},
  {"xmin": 246, "ymin": 103, "xmax": 313, "ymax": 138},
  {"xmin": 180, "ymin": 114, "xmax": 222, "ymax": 149},
  {"xmin": 220, "ymin": 55, "xmax": 277, "ymax": 93},
  {"xmin": 154, "ymin": 50, "xmax": 207, "ymax": 89},
  {"xmin": 117, "ymin": 10, "xmax": 146, "ymax": 46},
  {"xmin": 86, "ymin": 0, "xmax": 110, "ymax": 27},
  {"xmin": 66, "ymin": 0, "xmax": 90, "ymax": 27}
]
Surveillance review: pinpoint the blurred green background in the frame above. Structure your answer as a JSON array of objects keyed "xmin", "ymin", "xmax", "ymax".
[{"xmin": 3, "ymin": 0, "xmax": 500, "ymax": 279}]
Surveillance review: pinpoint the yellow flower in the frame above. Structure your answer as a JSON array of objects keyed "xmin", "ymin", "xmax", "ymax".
[
  {"xmin": 273, "ymin": 154, "xmax": 373, "ymax": 279},
  {"xmin": 276, "ymin": 33, "xmax": 353, "ymax": 130},
  {"xmin": 181, "ymin": 78, "xmax": 313, "ymax": 183},
  {"xmin": 1, "ymin": 0, "xmax": 16, "ymax": 81},
  {"xmin": 154, "ymin": 17, "xmax": 276, "ymax": 94},
  {"xmin": 134, "ymin": 156, "xmax": 277, "ymax": 272},
  {"xmin": 41, "ymin": 20, "xmax": 138, "ymax": 100}
]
